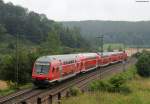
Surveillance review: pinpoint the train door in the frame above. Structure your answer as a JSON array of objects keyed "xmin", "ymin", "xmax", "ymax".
[
  {"xmin": 59, "ymin": 63, "xmax": 63, "ymax": 79},
  {"xmin": 80, "ymin": 61, "xmax": 85, "ymax": 72},
  {"xmin": 51, "ymin": 66, "xmax": 60, "ymax": 80},
  {"xmin": 76, "ymin": 61, "xmax": 80, "ymax": 72}
]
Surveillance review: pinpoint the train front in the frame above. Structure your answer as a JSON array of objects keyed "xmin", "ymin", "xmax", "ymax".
[{"xmin": 32, "ymin": 56, "xmax": 52, "ymax": 87}]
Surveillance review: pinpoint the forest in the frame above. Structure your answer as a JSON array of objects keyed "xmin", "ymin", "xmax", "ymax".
[
  {"xmin": 62, "ymin": 20, "xmax": 150, "ymax": 47},
  {"xmin": 0, "ymin": 0, "xmax": 89, "ymax": 55},
  {"xmin": 0, "ymin": 0, "xmax": 89, "ymax": 84}
]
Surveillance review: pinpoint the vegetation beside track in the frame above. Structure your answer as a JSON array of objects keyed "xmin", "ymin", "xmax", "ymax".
[
  {"xmin": 0, "ymin": 83, "xmax": 32, "ymax": 96},
  {"xmin": 88, "ymin": 66, "xmax": 136, "ymax": 93},
  {"xmin": 62, "ymin": 65, "xmax": 150, "ymax": 104},
  {"xmin": 0, "ymin": 0, "xmax": 90, "ymax": 86}
]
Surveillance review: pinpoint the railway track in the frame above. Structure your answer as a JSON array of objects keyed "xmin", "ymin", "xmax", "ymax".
[
  {"xmin": 0, "ymin": 58, "xmax": 136, "ymax": 104},
  {"xmin": 0, "ymin": 88, "xmax": 38, "ymax": 104}
]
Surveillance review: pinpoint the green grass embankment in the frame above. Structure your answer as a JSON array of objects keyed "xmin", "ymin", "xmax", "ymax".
[{"xmin": 62, "ymin": 66, "xmax": 150, "ymax": 104}]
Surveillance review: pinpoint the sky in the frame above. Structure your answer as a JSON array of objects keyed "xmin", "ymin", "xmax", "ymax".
[{"xmin": 3, "ymin": 0, "xmax": 150, "ymax": 21}]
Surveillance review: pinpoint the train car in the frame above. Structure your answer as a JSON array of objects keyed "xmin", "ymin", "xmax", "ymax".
[
  {"xmin": 32, "ymin": 54, "xmax": 79, "ymax": 86},
  {"xmin": 98, "ymin": 51, "xmax": 127, "ymax": 66},
  {"xmin": 110, "ymin": 51, "xmax": 128, "ymax": 62},
  {"xmin": 98, "ymin": 52, "xmax": 111, "ymax": 67},
  {"xmin": 108, "ymin": 52, "xmax": 122, "ymax": 64},
  {"xmin": 32, "ymin": 53, "xmax": 99, "ymax": 86},
  {"xmin": 78, "ymin": 53, "xmax": 100, "ymax": 72},
  {"xmin": 32, "ymin": 51, "xmax": 128, "ymax": 87}
]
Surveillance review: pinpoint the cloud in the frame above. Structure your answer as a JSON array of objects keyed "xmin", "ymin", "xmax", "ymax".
[{"xmin": 3, "ymin": 0, "xmax": 150, "ymax": 21}]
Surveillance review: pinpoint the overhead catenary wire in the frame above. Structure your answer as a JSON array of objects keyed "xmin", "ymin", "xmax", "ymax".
[
  {"xmin": 96, "ymin": 34, "xmax": 104, "ymax": 56},
  {"xmin": 14, "ymin": 34, "xmax": 42, "ymax": 86}
]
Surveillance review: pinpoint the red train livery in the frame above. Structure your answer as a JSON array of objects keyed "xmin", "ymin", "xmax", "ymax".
[{"xmin": 32, "ymin": 51, "xmax": 127, "ymax": 87}]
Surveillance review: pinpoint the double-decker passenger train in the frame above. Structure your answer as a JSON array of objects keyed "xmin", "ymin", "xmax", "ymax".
[{"xmin": 32, "ymin": 51, "xmax": 127, "ymax": 87}]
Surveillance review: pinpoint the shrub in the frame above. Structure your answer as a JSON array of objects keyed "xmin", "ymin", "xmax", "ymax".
[
  {"xmin": 132, "ymin": 52, "xmax": 141, "ymax": 58},
  {"xmin": 109, "ymin": 74, "xmax": 126, "ymax": 88},
  {"xmin": 136, "ymin": 51, "xmax": 150, "ymax": 77},
  {"xmin": 0, "ymin": 51, "xmax": 39, "ymax": 84},
  {"xmin": 89, "ymin": 80, "xmax": 111, "ymax": 91},
  {"xmin": 69, "ymin": 87, "xmax": 81, "ymax": 96},
  {"xmin": 89, "ymin": 67, "xmax": 135, "ymax": 93}
]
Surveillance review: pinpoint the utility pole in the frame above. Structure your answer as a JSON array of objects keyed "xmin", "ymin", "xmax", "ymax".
[
  {"xmin": 122, "ymin": 42, "xmax": 126, "ymax": 72},
  {"xmin": 16, "ymin": 34, "xmax": 19, "ymax": 87},
  {"xmin": 96, "ymin": 35, "xmax": 104, "ymax": 80},
  {"xmin": 96, "ymin": 35, "xmax": 104, "ymax": 56},
  {"xmin": 123, "ymin": 42, "xmax": 126, "ymax": 52}
]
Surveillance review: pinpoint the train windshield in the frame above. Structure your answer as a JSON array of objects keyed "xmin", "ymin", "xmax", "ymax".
[{"xmin": 35, "ymin": 62, "xmax": 50, "ymax": 74}]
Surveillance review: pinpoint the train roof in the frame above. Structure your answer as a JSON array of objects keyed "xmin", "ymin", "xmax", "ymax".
[
  {"xmin": 36, "ymin": 51, "xmax": 125, "ymax": 63},
  {"xmin": 36, "ymin": 53, "xmax": 98, "ymax": 63},
  {"xmin": 78, "ymin": 53, "xmax": 98, "ymax": 57},
  {"xmin": 36, "ymin": 54, "xmax": 78, "ymax": 63},
  {"xmin": 98, "ymin": 51, "xmax": 124, "ymax": 56}
]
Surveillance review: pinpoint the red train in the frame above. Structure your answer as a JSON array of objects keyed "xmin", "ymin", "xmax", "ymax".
[{"xmin": 32, "ymin": 51, "xmax": 127, "ymax": 87}]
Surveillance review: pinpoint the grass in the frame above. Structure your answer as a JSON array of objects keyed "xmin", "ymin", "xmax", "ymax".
[
  {"xmin": 0, "ymin": 83, "xmax": 33, "ymax": 96},
  {"xmin": 0, "ymin": 88, "xmax": 16, "ymax": 96},
  {"xmin": 103, "ymin": 43, "xmax": 125, "ymax": 50},
  {"xmin": 62, "ymin": 66, "xmax": 150, "ymax": 104}
]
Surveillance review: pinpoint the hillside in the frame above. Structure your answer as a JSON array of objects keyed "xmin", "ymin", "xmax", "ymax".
[
  {"xmin": 0, "ymin": 0, "xmax": 89, "ymax": 55},
  {"xmin": 62, "ymin": 20, "xmax": 150, "ymax": 47}
]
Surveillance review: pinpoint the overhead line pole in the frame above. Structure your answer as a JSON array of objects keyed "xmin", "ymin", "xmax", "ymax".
[
  {"xmin": 16, "ymin": 34, "xmax": 19, "ymax": 87},
  {"xmin": 96, "ymin": 35, "xmax": 104, "ymax": 56},
  {"xmin": 96, "ymin": 34, "xmax": 104, "ymax": 82},
  {"xmin": 15, "ymin": 35, "xmax": 41, "ymax": 87}
]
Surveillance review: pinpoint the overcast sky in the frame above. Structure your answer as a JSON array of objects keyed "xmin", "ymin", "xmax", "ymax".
[{"xmin": 3, "ymin": 0, "xmax": 150, "ymax": 21}]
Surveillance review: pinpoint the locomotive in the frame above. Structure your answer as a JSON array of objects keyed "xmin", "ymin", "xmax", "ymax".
[{"xmin": 32, "ymin": 51, "xmax": 127, "ymax": 87}]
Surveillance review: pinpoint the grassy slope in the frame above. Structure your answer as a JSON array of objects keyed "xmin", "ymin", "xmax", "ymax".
[
  {"xmin": 62, "ymin": 70, "xmax": 150, "ymax": 104},
  {"xmin": 0, "ymin": 83, "xmax": 33, "ymax": 96}
]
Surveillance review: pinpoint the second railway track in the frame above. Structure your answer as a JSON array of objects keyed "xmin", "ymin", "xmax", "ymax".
[{"xmin": 0, "ymin": 58, "xmax": 136, "ymax": 104}]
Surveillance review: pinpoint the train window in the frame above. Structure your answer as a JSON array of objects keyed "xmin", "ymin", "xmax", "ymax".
[{"xmin": 35, "ymin": 63, "xmax": 50, "ymax": 74}]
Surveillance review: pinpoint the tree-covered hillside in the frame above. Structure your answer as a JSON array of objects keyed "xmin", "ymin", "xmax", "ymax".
[
  {"xmin": 0, "ymin": 0, "xmax": 91, "ymax": 84},
  {"xmin": 62, "ymin": 20, "xmax": 150, "ymax": 47},
  {"xmin": 0, "ymin": 0, "xmax": 89, "ymax": 55}
]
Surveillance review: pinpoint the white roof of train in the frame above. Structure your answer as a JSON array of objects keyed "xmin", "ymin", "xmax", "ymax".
[
  {"xmin": 36, "ymin": 54, "xmax": 78, "ymax": 62},
  {"xmin": 36, "ymin": 51, "xmax": 124, "ymax": 62},
  {"xmin": 78, "ymin": 53, "xmax": 98, "ymax": 57},
  {"xmin": 36, "ymin": 53, "xmax": 98, "ymax": 62},
  {"xmin": 98, "ymin": 51, "xmax": 124, "ymax": 56}
]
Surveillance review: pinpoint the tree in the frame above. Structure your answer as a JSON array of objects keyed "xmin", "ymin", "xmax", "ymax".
[
  {"xmin": 0, "ymin": 24, "xmax": 6, "ymax": 39},
  {"xmin": 41, "ymin": 29, "xmax": 62, "ymax": 54},
  {"xmin": 107, "ymin": 45, "xmax": 113, "ymax": 52},
  {"xmin": 136, "ymin": 51, "xmax": 150, "ymax": 77},
  {"xmin": 119, "ymin": 46, "xmax": 123, "ymax": 51},
  {"xmin": 1, "ymin": 51, "xmax": 38, "ymax": 84},
  {"xmin": 0, "ymin": 0, "xmax": 89, "ymax": 55}
]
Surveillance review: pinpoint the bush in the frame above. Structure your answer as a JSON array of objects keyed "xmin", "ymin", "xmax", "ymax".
[
  {"xmin": 89, "ymin": 67, "xmax": 136, "ymax": 93},
  {"xmin": 69, "ymin": 87, "xmax": 81, "ymax": 96},
  {"xmin": 0, "ymin": 51, "xmax": 39, "ymax": 84},
  {"xmin": 109, "ymin": 74, "xmax": 126, "ymax": 88},
  {"xmin": 132, "ymin": 52, "xmax": 141, "ymax": 58},
  {"xmin": 136, "ymin": 51, "xmax": 150, "ymax": 77},
  {"xmin": 89, "ymin": 80, "xmax": 111, "ymax": 91}
]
